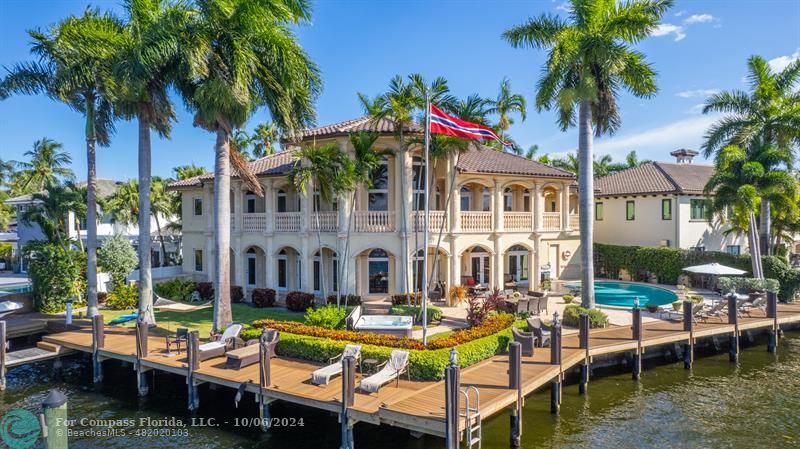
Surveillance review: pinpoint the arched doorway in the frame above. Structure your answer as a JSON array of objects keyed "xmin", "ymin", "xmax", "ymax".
[{"xmin": 367, "ymin": 249, "xmax": 390, "ymax": 295}]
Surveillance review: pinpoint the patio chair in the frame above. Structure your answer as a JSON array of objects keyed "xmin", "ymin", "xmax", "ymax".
[
  {"xmin": 198, "ymin": 323, "xmax": 243, "ymax": 362},
  {"xmin": 261, "ymin": 328, "xmax": 280, "ymax": 356},
  {"xmin": 503, "ymin": 274, "xmax": 517, "ymax": 290},
  {"xmin": 165, "ymin": 327, "xmax": 189, "ymax": 354},
  {"xmin": 526, "ymin": 317, "xmax": 551, "ymax": 347},
  {"xmin": 512, "ymin": 327, "xmax": 536, "ymax": 356},
  {"xmin": 311, "ymin": 344, "xmax": 362, "ymax": 385},
  {"xmin": 359, "ymin": 350, "xmax": 410, "ymax": 393},
  {"xmin": 696, "ymin": 301, "xmax": 727, "ymax": 323},
  {"xmin": 739, "ymin": 297, "xmax": 766, "ymax": 317}
]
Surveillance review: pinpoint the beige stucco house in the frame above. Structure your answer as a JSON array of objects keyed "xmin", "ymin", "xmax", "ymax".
[
  {"xmin": 594, "ymin": 149, "xmax": 748, "ymax": 255},
  {"xmin": 169, "ymin": 117, "xmax": 582, "ymax": 302}
]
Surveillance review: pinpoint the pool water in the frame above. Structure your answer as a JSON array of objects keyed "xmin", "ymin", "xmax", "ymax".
[
  {"xmin": 566, "ymin": 281, "xmax": 678, "ymax": 308},
  {"xmin": 0, "ymin": 283, "xmax": 32, "ymax": 294}
]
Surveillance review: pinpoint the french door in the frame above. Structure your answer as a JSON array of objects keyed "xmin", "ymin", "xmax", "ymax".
[{"xmin": 470, "ymin": 255, "xmax": 490, "ymax": 285}]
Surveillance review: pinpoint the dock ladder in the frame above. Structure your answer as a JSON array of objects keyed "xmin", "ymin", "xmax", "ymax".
[{"xmin": 460, "ymin": 386, "xmax": 481, "ymax": 449}]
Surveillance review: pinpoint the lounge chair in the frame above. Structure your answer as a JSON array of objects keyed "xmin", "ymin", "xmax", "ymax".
[
  {"xmin": 696, "ymin": 301, "xmax": 727, "ymax": 323},
  {"xmin": 526, "ymin": 317, "xmax": 551, "ymax": 347},
  {"xmin": 198, "ymin": 323, "xmax": 243, "ymax": 362},
  {"xmin": 739, "ymin": 297, "xmax": 766, "ymax": 317},
  {"xmin": 311, "ymin": 344, "xmax": 362, "ymax": 385},
  {"xmin": 511, "ymin": 327, "xmax": 536, "ymax": 356},
  {"xmin": 359, "ymin": 350, "xmax": 410, "ymax": 393}
]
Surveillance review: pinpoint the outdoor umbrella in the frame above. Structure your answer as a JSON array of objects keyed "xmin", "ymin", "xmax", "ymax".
[{"xmin": 682, "ymin": 263, "xmax": 747, "ymax": 276}]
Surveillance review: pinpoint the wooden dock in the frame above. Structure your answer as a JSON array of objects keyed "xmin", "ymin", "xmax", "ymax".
[{"xmin": 35, "ymin": 301, "xmax": 800, "ymax": 442}]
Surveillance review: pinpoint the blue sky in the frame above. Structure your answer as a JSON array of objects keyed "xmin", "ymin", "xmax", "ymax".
[{"xmin": 1, "ymin": 0, "xmax": 799, "ymax": 181}]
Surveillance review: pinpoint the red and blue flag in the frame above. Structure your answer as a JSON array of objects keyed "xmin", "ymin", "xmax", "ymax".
[{"xmin": 429, "ymin": 104, "xmax": 509, "ymax": 146}]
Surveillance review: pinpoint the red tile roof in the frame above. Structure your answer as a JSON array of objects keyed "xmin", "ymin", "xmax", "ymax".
[
  {"xmin": 288, "ymin": 116, "xmax": 423, "ymax": 141},
  {"xmin": 168, "ymin": 150, "xmax": 299, "ymax": 189},
  {"xmin": 595, "ymin": 162, "xmax": 714, "ymax": 196},
  {"xmin": 457, "ymin": 146, "xmax": 575, "ymax": 178}
]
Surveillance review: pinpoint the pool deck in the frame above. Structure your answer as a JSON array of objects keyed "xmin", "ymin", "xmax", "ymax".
[{"xmin": 37, "ymin": 302, "xmax": 800, "ymax": 440}]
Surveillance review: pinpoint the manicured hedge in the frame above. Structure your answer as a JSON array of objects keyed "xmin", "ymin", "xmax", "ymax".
[
  {"xmin": 562, "ymin": 305, "xmax": 609, "ymax": 328},
  {"xmin": 326, "ymin": 294, "xmax": 362, "ymax": 306},
  {"xmin": 391, "ymin": 293, "xmax": 422, "ymax": 306},
  {"xmin": 389, "ymin": 305, "xmax": 443, "ymax": 324},
  {"xmin": 195, "ymin": 282, "xmax": 214, "ymax": 300},
  {"xmin": 252, "ymin": 288, "xmax": 276, "ymax": 307},
  {"xmin": 231, "ymin": 286, "xmax": 244, "ymax": 303},
  {"xmin": 285, "ymin": 291, "xmax": 315, "ymax": 311}
]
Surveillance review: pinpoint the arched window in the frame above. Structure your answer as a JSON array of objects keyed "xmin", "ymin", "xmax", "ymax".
[
  {"xmin": 277, "ymin": 249, "xmax": 288, "ymax": 290},
  {"xmin": 482, "ymin": 187, "xmax": 490, "ymax": 211},
  {"xmin": 504, "ymin": 188, "xmax": 513, "ymax": 212},
  {"xmin": 246, "ymin": 247, "xmax": 257, "ymax": 286},
  {"xmin": 460, "ymin": 186, "xmax": 471, "ymax": 211},
  {"xmin": 368, "ymin": 249, "xmax": 389, "ymax": 294},
  {"xmin": 276, "ymin": 189, "xmax": 287, "ymax": 212},
  {"xmin": 523, "ymin": 189, "xmax": 531, "ymax": 212},
  {"xmin": 368, "ymin": 157, "xmax": 389, "ymax": 211}
]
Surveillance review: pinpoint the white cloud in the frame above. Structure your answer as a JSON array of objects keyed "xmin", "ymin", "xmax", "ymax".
[
  {"xmin": 674, "ymin": 10, "xmax": 686, "ymax": 17},
  {"xmin": 676, "ymin": 89, "xmax": 719, "ymax": 98},
  {"xmin": 687, "ymin": 104, "xmax": 706, "ymax": 114},
  {"xmin": 768, "ymin": 49, "xmax": 800, "ymax": 72},
  {"xmin": 652, "ymin": 23, "xmax": 686, "ymax": 41},
  {"xmin": 555, "ymin": 2, "xmax": 570, "ymax": 12},
  {"xmin": 591, "ymin": 115, "xmax": 719, "ymax": 160},
  {"xmin": 684, "ymin": 14, "xmax": 714, "ymax": 24}
]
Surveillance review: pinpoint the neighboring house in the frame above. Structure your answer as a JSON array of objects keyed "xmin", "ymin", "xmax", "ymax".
[
  {"xmin": 169, "ymin": 116, "xmax": 582, "ymax": 301},
  {"xmin": 594, "ymin": 149, "xmax": 748, "ymax": 254},
  {"xmin": 4, "ymin": 179, "xmax": 180, "ymax": 273}
]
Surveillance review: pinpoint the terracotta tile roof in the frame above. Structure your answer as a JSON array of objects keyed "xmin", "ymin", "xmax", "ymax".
[
  {"xmin": 167, "ymin": 150, "xmax": 299, "ymax": 189},
  {"xmin": 4, "ymin": 179, "xmax": 120, "ymax": 204},
  {"xmin": 456, "ymin": 146, "xmax": 576, "ymax": 178},
  {"xmin": 595, "ymin": 162, "xmax": 714, "ymax": 196},
  {"xmin": 288, "ymin": 116, "xmax": 423, "ymax": 141}
]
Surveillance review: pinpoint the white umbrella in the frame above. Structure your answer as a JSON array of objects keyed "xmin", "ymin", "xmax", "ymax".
[{"xmin": 682, "ymin": 263, "xmax": 747, "ymax": 276}]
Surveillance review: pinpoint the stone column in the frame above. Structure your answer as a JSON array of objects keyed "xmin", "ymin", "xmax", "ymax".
[
  {"xmin": 265, "ymin": 237, "xmax": 275, "ymax": 289},
  {"xmin": 493, "ymin": 180, "xmax": 503, "ymax": 232},
  {"xmin": 532, "ymin": 236, "xmax": 541, "ymax": 292},
  {"xmin": 533, "ymin": 184, "xmax": 543, "ymax": 232},
  {"xmin": 448, "ymin": 155, "xmax": 460, "ymax": 232},
  {"xmin": 234, "ymin": 181, "xmax": 244, "ymax": 233},
  {"xmin": 561, "ymin": 183, "xmax": 570, "ymax": 231},
  {"xmin": 301, "ymin": 237, "xmax": 311, "ymax": 292},
  {"xmin": 493, "ymin": 239, "xmax": 504, "ymax": 291},
  {"xmin": 449, "ymin": 239, "xmax": 460, "ymax": 298},
  {"xmin": 264, "ymin": 180, "xmax": 274, "ymax": 235}
]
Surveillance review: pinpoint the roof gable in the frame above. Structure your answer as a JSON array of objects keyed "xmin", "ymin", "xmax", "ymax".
[
  {"xmin": 595, "ymin": 161, "xmax": 714, "ymax": 196},
  {"xmin": 456, "ymin": 145, "xmax": 575, "ymax": 178}
]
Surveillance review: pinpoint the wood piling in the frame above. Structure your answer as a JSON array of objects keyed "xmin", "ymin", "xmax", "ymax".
[
  {"xmin": 578, "ymin": 313, "xmax": 590, "ymax": 394},
  {"xmin": 683, "ymin": 300, "xmax": 694, "ymax": 369},
  {"xmin": 0, "ymin": 321, "xmax": 6, "ymax": 391},
  {"xmin": 767, "ymin": 292, "xmax": 778, "ymax": 353},
  {"xmin": 444, "ymin": 356, "xmax": 460, "ymax": 449},
  {"xmin": 508, "ymin": 342, "xmax": 522, "ymax": 447},
  {"xmin": 135, "ymin": 321, "xmax": 149, "ymax": 397},
  {"xmin": 632, "ymin": 306, "xmax": 643, "ymax": 380},
  {"xmin": 728, "ymin": 295, "xmax": 739, "ymax": 362},
  {"xmin": 91, "ymin": 315, "xmax": 104, "ymax": 383},
  {"xmin": 550, "ymin": 316, "xmax": 562, "ymax": 414},
  {"xmin": 186, "ymin": 330, "xmax": 200, "ymax": 411},
  {"xmin": 42, "ymin": 389, "xmax": 68, "ymax": 449}
]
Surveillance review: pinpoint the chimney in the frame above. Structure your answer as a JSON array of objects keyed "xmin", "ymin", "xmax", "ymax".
[{"xmin": 670, "ymin": 148, "xmax": 698, "ymax": 164}]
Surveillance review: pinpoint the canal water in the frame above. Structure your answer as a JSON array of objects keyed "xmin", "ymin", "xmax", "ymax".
[{"xmin": 1, "ymin": 332, "xmax": 798, "ymax": 448}]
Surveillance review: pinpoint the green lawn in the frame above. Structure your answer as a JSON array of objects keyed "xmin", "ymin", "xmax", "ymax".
[{"xmin": 100, "ymin": 303, "xmax": 305, "ymax": 337}]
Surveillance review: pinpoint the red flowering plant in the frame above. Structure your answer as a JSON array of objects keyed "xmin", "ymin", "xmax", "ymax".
[{"xmin": 466, "ymin": 288, "xmax": 503, "ymax": 327}]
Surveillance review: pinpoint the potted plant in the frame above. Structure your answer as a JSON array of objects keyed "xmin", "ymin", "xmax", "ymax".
[
  {"xmin": 645, "ymin": 303, "xmax": 659, "ymax": 313},
  {"xmin": 671, "ymin": 301, "xmax": 682, "ymax": 311},
  {"xmin": 562, "ymin": 294, "xmax": 575, "ymax": 304},
  {"xmin": 449, "ymin": 285, "xmax": 467, "ymax": 305},
  {"xmin": 540, "ymin": 278, "xmax": 552, "ymax": 292}
]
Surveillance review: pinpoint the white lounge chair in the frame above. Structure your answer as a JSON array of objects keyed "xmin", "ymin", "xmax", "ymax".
[
  {"xmin": 198, "ymin": 323, "xmax": 243, "ymax": 362},
  {"xmin": 311, "ymin": 344, "xmax": 362, "ymax": 385},
  {"xmin": 0, "ymin": 301, "xmax": 23, "ymax": 318},
  {"xmin": 739, "ymin": 297, "xmax": 766, "ymax": 317},
  {"xmin": 359, "ymin": 350, "xmax": 410, "ymax": 393},
  {"xmin": 697, "ymin": 301, "xmax": 727, "ymax": 322}
]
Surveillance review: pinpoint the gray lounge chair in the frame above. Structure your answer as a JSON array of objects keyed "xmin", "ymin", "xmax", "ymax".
[
  {"xmin": 739, "ymin": 297, "xmax": 766, "ymax": 317},
  {"xmin": 311, "ymin": 344, "xmax": 362, "ymax": 385},
  {"xmin": 198, "ymin": 323, "xmax": 243, "ymax": 362},
  {"xmin": 526, "ymin": 317, "xmax": 551, "ymax": 347},
  {"xmin": 512, "ymin": 327, "xmax": 536, "ymax": 356},
  {"xmin": 359, "ymin": 350, "xmax": 410, "ymax": 393},
  {"xmin": 697, "ymin": 301, "xmax": 727, "ymax": 322}
]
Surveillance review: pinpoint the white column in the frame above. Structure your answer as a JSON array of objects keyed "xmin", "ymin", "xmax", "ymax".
[
  {"xmin": 493, "ymin": 240, "xmax": 504, "ymax": 291},
  {"xmin": 234, "ymin": 181, "xmax": 243, "ymax": 233},
  {"xmin": 532, "ymin": 237, "xmax": 541, "ymax": 292},
  {"xmin": 533, "ymin": 184, "xmax": 543, "ymax": 232},
  {"xmin": 301, "ymin": 236, "xmax": 311, "ymax": 292},
  {"xmin": 264, "ymin": 180, "xmax": 274, "ymax": 234},
  {"xmin": 449, "ymin": 239, "xmax": 460, "ymax": 305},
  {"xmin": 300, "ymin": 191, "xmax": 310, "ymax": 233},
  {"xmin": 493, "ymin": 180, "xmax": 503, "ymax": 232},
  {"xmin": 235, "ymin": 245, "xmax": 245, "ymax": 292},
  {"xmin": 265, "ymin": 236, "xmax": 275, "ymax": 289},
  {"xmin": 561, "ymin": 183, "xmax": 570, "ymax": 231},
  {"xmin": 448, "ymin": 155, "xmax": 460, "ymax": 232}
]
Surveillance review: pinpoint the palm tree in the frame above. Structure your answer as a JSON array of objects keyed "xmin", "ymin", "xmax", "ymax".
[
  {"xmin": 253, "ymin": 122, "xmax": 279, "ymax": 158},
  {"xmin": 701, "ymin": 55, "xmax": 800, "ymax": 256},
  {"xmin": 551, "ymin": 153, "xmax": 580, "ymax": 176},
  {"xmin": 181, "ymin": 0, "xmax": 321, "ymax": 332},
  {"xmin": 150, "ymin": 177, "xmax": 175, "ymax": 266},
  {"xmin": 504, "ymin": 0, "xmax": 671, "ymax": 308},
  {"xmin": 593, "ymin": 154, "xmax": 614, "ymax": 177},
  {"xmin": 486, "ymin": 77, "xmax": 526, "ymax": 141},
  {"xmin": 23, "ymin": 182, "xmax": 82, "ymax": 246},
  {"xmin": 232, "ymin": 129, "xmax": 254, "ymax": 159},
  {"xmin": 173, "ymin": 164, "xmax": 206, "ymax": 181},
  {"xmin": 104, "ymin": 179, "xmax": 140, "ymax": 226},
  {"xmin": 607, "ymin": 150, "xmax": 651, "ymax": 173},
  {"xmin": 524, "ymin": 144, "xmax": 540, "ymax": 160},
  {"xmin": 2, "ymin": 8, "xmax": 122, "ymax": 318},
  {"xmin": 113, "ymin": 0, "xmax": 191, "ymax": 324},
  {"xmin": 14, "ymin": 138, "xmax": 74, "ymax": 193}
]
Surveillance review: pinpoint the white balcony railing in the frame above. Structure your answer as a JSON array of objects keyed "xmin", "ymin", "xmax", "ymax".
[
  {"xmin": 504, "ymin": 212, "xmax": 533, "ymax": 231},
  {"xmin": 542, "ymin": 212, "xmax": 561, "ymax": 231},
  {"xmin": 274, "ymin": 212, "xmax": 302, "ymax": 232},
  {"xmin": 569, "ymin": 214, "xmax": 579, "ymax": 229},
  {"xmin": 412, "ymin": 210, "xmax": 447, "ymax": 232},
  {"xmin": 242, "ymin": 213, "xmax": 267, "ymax": 232},
  {"xmin": 310, "ymin": 211, "xmax": 339, "ymax": 232},
  {"xmin": 354, "ymin": 211, "xmax": 395, "ymax": 232},
  {"xmin": 460, "ymin": 211, "xmax": 492, "ymax": 232}
]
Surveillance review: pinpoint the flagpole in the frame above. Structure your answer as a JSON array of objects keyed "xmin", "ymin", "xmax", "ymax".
[{"xmin": 422, "ymin": 95, "xmax": 431, "ymax": 345}]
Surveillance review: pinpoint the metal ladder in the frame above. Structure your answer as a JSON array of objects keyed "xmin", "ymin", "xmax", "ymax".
[{"xmin": 460, "ymin": 386, "xmax": 481, "ymax": 449}]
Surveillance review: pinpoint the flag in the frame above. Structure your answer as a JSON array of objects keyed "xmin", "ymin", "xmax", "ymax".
[{"xmin": 429, "ymin": 104, "xmax": 510, "ymax": 146}]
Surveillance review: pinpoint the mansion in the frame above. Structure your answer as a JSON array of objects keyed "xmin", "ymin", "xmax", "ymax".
[{"xmin": 170, "ymin": 117, "xmax": 582, "ymax": 301}]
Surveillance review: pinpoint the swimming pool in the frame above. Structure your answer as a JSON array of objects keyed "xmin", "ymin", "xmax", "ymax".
[
  {"xmin": 0, "ymin": 283, "xmax": 32, "ymax": 294},
  {"xmin": 565, "ymin": 281, "xmax": 678, "ymax": 308}
]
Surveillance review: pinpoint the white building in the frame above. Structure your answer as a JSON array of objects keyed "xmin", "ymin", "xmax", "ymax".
[
  {"xmin": 169, "ymin": 116, "xmax": 583, "ymax": 302},
  {"xmin": 594, "ymin": 149, "xmax": 748, "ymax": 255}
]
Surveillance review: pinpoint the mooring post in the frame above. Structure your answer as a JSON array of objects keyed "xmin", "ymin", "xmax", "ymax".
[
  {"xmin": 508, "ymin": 342, "xmax": 522, "ymax": 447},
  {"xmin": 186, "ymin": 331, "xmax": 200, "ymax": 411},
  {"xmin": 578, "ymin": 313, "xmax": 590, "ymax": 395},
  {"xmin": 135, "ymin": 321, "xmax": 149, "ymax": 397},
  {"xmin": 682, "ymin": 300, "xmax": 694, "ymax": 369},
  {"xmin": 766, "ymin": 292, "xmax": 778, "ymax": 353},
  {"xmin": 91, "ymin": 314, "xmax": 104, "ymax": 383},
  {"xmin": 550, "ymin": 312, "xmax": 562, "ymax": 414},
  {"xmin": 0, "ymin": 320, "xmax": 6, "ymax": 391},
  {"xmin": 42, "ymin": 389, "xmax": 68, "ymax": 449},
  {"xmin": 259, "ymin": 328, "xmax": 272, "ymax": 432},
  {"xmin": 632, "ymin": 304, "xmax": 643, "ymax": 380},
  {"xmin": 727, "ymin": 294, "xmax": 739, "ymax": 362},
  {"xmin": 340, "ymin": 355, "xmax": 356, "ymax": 449},
  {"xmin": 444, "ymin": 349, "xmax": 460, "ymax": 449}
]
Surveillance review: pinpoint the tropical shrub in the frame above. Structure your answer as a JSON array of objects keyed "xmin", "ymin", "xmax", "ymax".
[
  {"xmin": 562, "ymin": 295, "xmax": 575, "ymax": 304},
  {"xmin": 106, "ymin": 284, "xmax": 139, "ymax": 310},
  {"xmin": 389, "ymin": 304, "xmax": 443, "ymax": 324},
  {"xmin": 689, "ymin": 294, "xmax": 704, "ymax": 304},
  {"xmin": 25, "ymin": 241, "xmax": 86, "ymax": 313},
  {"xmin": 540, "ymin": 279, "xmax": 552, "ymax": 291},
  {"xmin": 304, "ymin": 304, "xmax": 347, "ymax": 329},
  {"xmin": 195, "ymin": 282, "xmax": 214, "ymax": 300},
  {"xmin": 285, "ymin": 291, "xmax": 314, "ymax": 311},
  {"xmin": 466, "ymin": 288, "xmax": 503, "ymax": 326},
  {"xmin": 562, "ymin": 305, "xmax": 609, "ymax": 328},
  {"xmin": 672, "ymin": 301, "xmax": 682, "ymax": 311},
  {"xmin": 231, "ymin": 286, "xmax": 244, "ymax": 303},
  {"xmin": 154, "ymin": 278, "xmax": 196, "ymax": 301},
  {"xmin": 761, "ymin": 256, "xmax": 800, "ymax": 301},
  {"xmin": 449, "ymin": 285, "xmax": 467, "ymax": 304},
  {"xmin": 391, "ymin": 292, "xmax": 422, "ymax": 306},
  {"xmin": 251, "ymin": 288, "xmax": 276, "ymax": 307},
  {"xmin": 327, "ymin": 294, "xmax": 362, "ymax": 306},
  {"xmin": 97, "ymin": 234, "xmax": 138, "ymax": 290}
]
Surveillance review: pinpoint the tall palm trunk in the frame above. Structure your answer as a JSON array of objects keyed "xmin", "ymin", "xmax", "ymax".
[
  {"xmin": 759, "ymin": 200, "xmax": 771, "ymax": 256},
  {"xmin": 578, "ymin": 100, "xmax": 595, "ymax": 309},
  {"xmin": 748, "ymin": 212, "xmax": 764, "ymax": 278},
  {"xmin": 85, "ymin": 96, "xmax": 99, "ymax": 318},
  {"xmin": 138, "ymin": 112, "xmax": 155, "ymax": 324},
  {"xmin": 339, "ymin": 192, "xmax": 357, "ymax": 306},
  {"xmin": 213, "ymin": 126, "xmax": 233, "ymax": 332}
]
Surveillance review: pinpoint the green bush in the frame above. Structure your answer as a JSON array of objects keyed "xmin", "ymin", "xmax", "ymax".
[
  {"xmin": 562, "ymin": 305, "xmax": 609, "ymax": 328},
  {"xmin": 252, "ymin": 288, "xmax": 276, "ymax": 307},
  {"xmin": 327, "ymin": 294, "xmax": 362, "ymax": 306},
  {"xmin": 231, "ymin": 286, "xmax": 244, "ymax": 303},
  {"xmin": 389, "ymin": 304, "xmax": 443, "ymax": 324},
  {"xmin": 155, "ymin": 278, "xmax": 196, "ymax": 301},
  {"xmin": 24, "ymin": 241, "xmax": 86, "ymax": 313},
  {"xmin": 98, "ymin": 234, "xmax": 138, "ymax": 290},
  {"xmin": 303, "ymin": 305, "xmax": 347, "ymax": 329},
  {"xmin": 645, "ymin": 303, "xmax": 659, "ymax": 313},
  {"xmin": 286, "ymin": 291, "xmax": 315, "ymax": 311},
  {"xmin": 391, "ymin": 293, "xmax": 422, "ymax": 306},
  {"xmin": 762, "ymin": 256, "xmax": 800, "ymax": 301},
  {"xmin": 106, "ymin": 284, "xmax": 139, "ymax": 310},
  {"xmin": 562, "ymin": 295, "xmax": 575, "ymax": 304}
]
